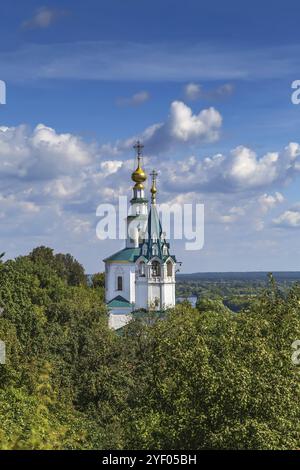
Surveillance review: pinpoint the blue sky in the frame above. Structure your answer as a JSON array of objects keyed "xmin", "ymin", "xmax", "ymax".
[{"xmin": 1, "ymin": 0, "xmax": 300, "ymax": 272}]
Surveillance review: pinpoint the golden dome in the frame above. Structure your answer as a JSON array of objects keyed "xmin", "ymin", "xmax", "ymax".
[
  {"xmin": 150, "ymin": 183, "xmax": 157, "ymax": 194},
  {"xmin": 131, "ymin": 164, "xmax": 147, "ymax": 184},
  {"xmin": 150, "ymin": 169, "xmax": 158, "ymax": 203},
  {"xmin": 134, "ymin": 182, "xmax": 144, "ymax": 190}
]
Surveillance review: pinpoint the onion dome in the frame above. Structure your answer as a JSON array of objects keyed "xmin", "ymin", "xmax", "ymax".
[
  {"xmin": 131, "ymin": 140, "xmax": 147, "ymax": 188},
  {"xmin": 131, "ymin": 164, "xmax": 147, "ymax": 184},
  {"xmin": 150, "ymin": 169, "xmax": 158, "ymax": 203}
]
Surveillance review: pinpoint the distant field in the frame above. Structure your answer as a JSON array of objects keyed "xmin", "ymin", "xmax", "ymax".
[
  {"xmin": 176, "ymin": 272, "xmax": 300, "ymax": 312},
  {"xmin": 177, "ymin": 272, "xmax": 300, "ymax": 282}
]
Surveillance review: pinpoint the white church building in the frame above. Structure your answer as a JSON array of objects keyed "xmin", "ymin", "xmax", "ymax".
[{"xmin": 104, "ymin": 141, "xmax": 177, "ymax": 330}]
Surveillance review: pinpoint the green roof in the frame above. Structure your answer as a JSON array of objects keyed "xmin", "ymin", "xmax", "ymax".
[
  {"xmin": 107, "ymin": 295, "xmax": 132, "ymax": 308},
  {"xmin": 148, "ymin": 204, "xmax": 162, "ymax": 240},
  {"xmin": 103, "ymin": 247, "xmax": 141, "ymax": 263}
]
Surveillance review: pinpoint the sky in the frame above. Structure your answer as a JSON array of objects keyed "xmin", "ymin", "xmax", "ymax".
[{"xmin": 1, "ymin": 0, "xmax": 300, "ymax": 273}]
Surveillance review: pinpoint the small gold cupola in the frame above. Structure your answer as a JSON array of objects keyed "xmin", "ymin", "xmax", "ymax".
[
  {"xmin": 150, "ymin": 169, "xmax": 158, "ymax": 204},
  {"xmin": 132, "ymin": 141, "xmax": 147, "ymax": 189}
]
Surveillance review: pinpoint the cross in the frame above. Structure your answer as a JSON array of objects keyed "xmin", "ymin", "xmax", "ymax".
[
  {"xmin": 150, "ymin": 169, "xmax": 158, "ymax": 184},
  {"xmin": 133, "ymin": 140, "xmax": 144, "ymax": 158}
]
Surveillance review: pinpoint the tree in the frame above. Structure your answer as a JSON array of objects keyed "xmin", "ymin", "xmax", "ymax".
[
  {"xmin": 91, "ymin": 272, "xmax": 105, "ymax": 289},
  {"xmin": 3, "ymin": 249, "xmax": 300, "ymax": 450},
  {"xmin": 54, "ymin": 253, "xmax": 87, "ymax": 286},
  {"xmin": 121, "ymin": 290, "xmax": 300, "ymax": 450},
  {"xmin": 28, "ymin": 246, "xmax": 86, "ymax": 286},
  {"xmin": 0, "ymin": 249, "xmax": 108, "ymax": 449}
]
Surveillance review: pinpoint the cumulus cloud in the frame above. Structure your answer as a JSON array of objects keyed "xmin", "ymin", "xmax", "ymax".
[
  {"xmin": 1, "ymin": 120, "xmax": 299, "ymax": 217},
  {"xmin": 0, "ymin": 124, "xmax": 92, "ymax": 180},
  {"xmin": 140, "ymin": 101, "xmax": 222, "ymax": 152},
  {"xmin": 22, "ymin": 7, "xmax": 68, "ymax": 30},
  {"xmin": 258, "ymin": 192, "xmax": 284, "ymax": 213},
  {"xmin": 0, "ymin": 107, "xmax": 221, "ymax": 252},
  {"xmin": 162, "ymin": 143, "xmax": 300, "ymax": 193},
  {"xmin": 184, "ymin": 83, "xmax": 202, "ymax": 101},
  {"xmin": 93, "ymin": 101, "xmax": 223, "ymax": 155},
  {"xmin": 1, "ymin": 111, "xmax": 300, "ymax": 269},
  {"xmin": 273, "ymin": 209, "xmax": 300, "ymax": 228},
  {"xmin": 116, "ymin": 91, "xmax": 150, "ymax": 107},
  {"xmin": 184, "ymin": 82, "xmax": 234, "ymax": 101}
]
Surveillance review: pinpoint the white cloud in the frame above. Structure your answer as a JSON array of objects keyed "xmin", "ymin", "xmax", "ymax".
[
  {"xmin": 229, "ymin": 206, "xmax": 246, "ymax": 216},
  {"xmin": 22, "ymin": 7, "xmax": 67, "ymax": 29},
  {"xmin": 94, "ymin": 101, "xmax": 223, "ymax": 155},
  {"xmin": 184, "ymin": 83, "xmax": 202, "ymax": 100},
  {"xmin": 162, "ymin": 143, "xmax": 300, "ymax": 193},
  {"xmin": 258, "ymin": 192, "xmax": 284, "ymax": 213},
  {"xmin": 43, "ymin": 177, "xmax": 82, "ymax": 199},
  {"xmin": 116, "ymin": 91, "xmax": 150, "ymax": 107},
  {"xmin": 1, "ymin": 108, "xmax": 300, "ymax": 272},
  {"xmin": 0, "ymin": 124, "xmax": 92, "ymax": 180},
  {"xmin": 141, "ymin": 101, "xmax": 222, "ymax": 152},
  {"xmin": 1, "ymin": 119, "xmax": 299, "ymax": 226},
  {"xmin": 184, "ymin": 82, "xmax": 234, "ymax": 101},
  {"xmin": 219, "ymin": 214, "xmax": 237, "ymax": 224},
  {"xmin": 229, "ymin": 147, "xmax": 278, "ymax": 187},
  {"xmin": 273, "ymin": 210, "xmax": 300, "ymax": 228},
  {"xmin": 216, "ymin": 83, "xmax": 234, "ymax": 97},
  {"xmin": 168, "ymin": 101, "xmax": 221, "ymax": 142},
  {"xmin": 100, "ymin": 160, "xmax": 123, "ymax": 175}
]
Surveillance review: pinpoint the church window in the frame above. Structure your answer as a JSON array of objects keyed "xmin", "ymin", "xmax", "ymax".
[
  {"xmin": 152, "ymin": 244, "xmax": 158, "ymax": 256},
  {"xmin": 139, "ymin": 261, "xmax": 145, "ymax": 277},
  {"xmin": 117, "ymin": 276, "xmax": 123, "ymax": 291},
  {"xmin": 167, "ymin": 261, "xmax": 173, "ymax": 277},
  {"xmin": 142, "ymin": 244, "xmax": 147, "ymax": 256},
  {"xmin": 151, "ymin": 260, "xmax": 161, "ymax": 277},
  {"xmin": 163, "ymin": 245, "xmax": 168, "ymax": 256}
]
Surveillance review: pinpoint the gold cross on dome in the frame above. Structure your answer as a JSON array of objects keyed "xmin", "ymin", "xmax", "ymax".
[
  {"xmin": 133, "ymin": 140, "xmax": 144, "ymax": 158},
  {"xmin": 150, "ymin": 169, "xmax": 158, "ymax": 183}
]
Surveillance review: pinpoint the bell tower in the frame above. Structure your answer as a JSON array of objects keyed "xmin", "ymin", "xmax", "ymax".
[{"xmin": 126, "ymin": 141, "xmax": 148, "ymax": 248}]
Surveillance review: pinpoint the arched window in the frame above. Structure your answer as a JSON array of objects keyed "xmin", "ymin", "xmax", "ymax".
[
  {"xmin": 142, "ymin": 244, "xmax": 147, "ymax": 256},
  {"xmin": 117, "ymin": 276, "xmax": 123, "ymax": 291},
  {"xmin": 163, "ymin": 245, "xmax": 168, "ymax": 256},
  {"xmin": 151, "ymin": 261, "xmax": 161, "ymax": 277},
  {"xmin": 139, "ymin": 261, "xmax": 145, "ymax": 277},
  {"xmin": 152, "ymin": 244, "xmax": 158, "ymax": 256},
  {"xmin": 167, "ymin": 261, "xmax": 173, "ymax": 277}
]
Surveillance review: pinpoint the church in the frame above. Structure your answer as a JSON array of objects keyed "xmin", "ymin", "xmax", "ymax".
[{"xmin": 104, "ymin": 142, "xmax": 177, "ymax": 330}]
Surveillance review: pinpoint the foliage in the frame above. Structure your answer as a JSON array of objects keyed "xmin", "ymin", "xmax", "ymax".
[
  {"xmin": 91, "ymin": 272, "xmax": 105, "ymax": 289},
  {"xmin": 28, "ymin": 246, "xmax": 87, "ymax": 286},
  {"xmin": 1, "ymin": 248, "xmax": 300, "ymax": 449}
]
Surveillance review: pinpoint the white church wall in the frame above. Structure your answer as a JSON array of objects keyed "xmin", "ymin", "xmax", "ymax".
[
  {"xmin": 109, "ymin": 311, "xmax": 132, "ymax": 330},
  {"xmin": 161, "ymin": 282, "xmax": 176, "ymax": 308},
  {"xmin": 130, "ymin": 269, "xmax": 136, "ymax": 304},
  {"xmin": 106, "ymin": 262, "xmax": 136, "ymax": 304},
  {"xmin": 148, "ymin": 283, "xmax": 161, "ymax": 308},
  {"xmin": 135, "ymin": 278, "xmax": 148, "ymax": 309}
]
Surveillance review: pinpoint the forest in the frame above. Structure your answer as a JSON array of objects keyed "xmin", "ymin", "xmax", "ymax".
[
  {"xmin": 1, "ymin": 246, "xmax": 300, "ymax": 450},
  {"xmin": 176, "ymin": 271, "xmax": 300, "ymax": 312}
]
